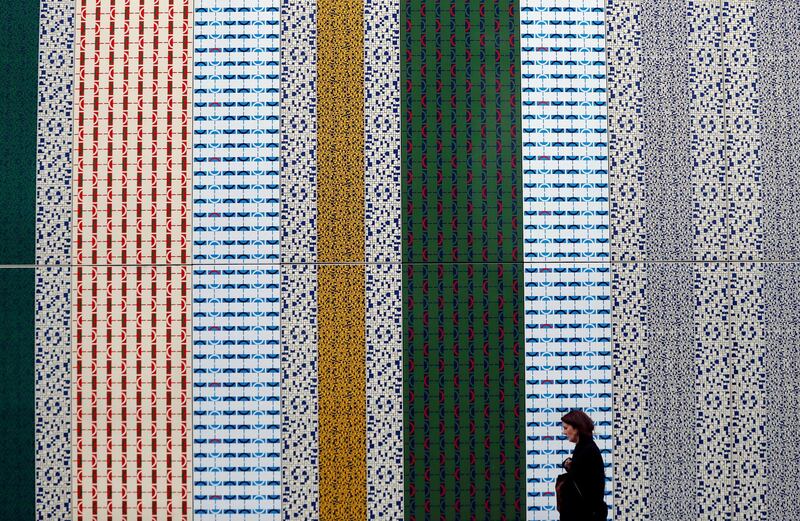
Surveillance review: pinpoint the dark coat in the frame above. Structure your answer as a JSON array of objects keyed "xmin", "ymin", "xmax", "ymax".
[{"xmin": 558, "ymin": 436, "xmax": 607, "ymax": 521}]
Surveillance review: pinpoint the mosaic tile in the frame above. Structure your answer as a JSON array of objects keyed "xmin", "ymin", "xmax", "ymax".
[
  {"xmin": 364, "ymin": 0, "xmax": 401, "ymax": 264},
  {"xmin": 645, "ymin": 263, "xmax": 694, "ymax": 521},
  {"xmin": 280, "ymin": 263, "xmax": 318, "ymax": 520},
  {"xmin": 70, "ymin": 0, "xmax": 193, "ymax": 515},
  {"xmin": 520, "ymin": 2, "xmax": 612, "ymax": 518},
  {"xmin": 759, "ymin": 1, "xmax": 800, "ymax": 259},
  {"xmin": 35, "ymin": 266, "xmax": 71, "ymax": 520},
  {"xmin": 280, "ymin": 0, "xmax": 317, "ymax": 264},
  {"xmin": 402, "ymin": 0, "xmax": 524, "ymax": 518},
  {"xmin": 366, "ymin": 262, "xmax": 404, "ymax": 520},
  {"xmin": 191, "ymin": 1, "xmax": 282, "ymax": 516},
  {"xmin": 279, "ymin": 0, "xmax": 318, "ymax": 517},
  {"xmin": 318, "ymin": 264, "xmax": 366, "ymax": 519},
  {"xmin": 71, "ymin": 265, "xmax": 191, "ymax": 519},
  {"xmin": 524, "ymin": 263, "xmax": 612, "ymax": 520},
  {"xmin": 0, "ymin": 0, "xmax": 37, "ymax": 264},
  {"xmin": 72, "ymin": 0, "xmax": 193, "ymax": 266},
  {"xmin": 612, "ymin": 262, "xmax": 773, "ymax": 520},
  {"xmin": 0, "ymin": 269, "xmax": 35, "ymax": 519},
  {"xmin": 404, "ymin": 262, "xmax": 523, "ymax": 521},
  {"xmin": 610, "ymin": 263, "xmax": 648, "ymax": 520},
  {"xmin": 763, "ymin": 262, "xmax": 800, "ymax": 520},
  {"xmin": 34, "ymin": 0, "xmax": 75, "ymax": 517},
  {"xmin": 191, "ymin": 267, "xmax": 281, "ymax": 518}
]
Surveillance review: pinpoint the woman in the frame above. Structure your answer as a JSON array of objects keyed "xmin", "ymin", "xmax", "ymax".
[{"xmin": 557, "ymin": 410, "xmax": 608, "ymax": 521}]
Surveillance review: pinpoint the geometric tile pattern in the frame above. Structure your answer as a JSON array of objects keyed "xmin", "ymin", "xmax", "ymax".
[
  {"xmin": 523, "ymin": 265, "xmax": 611, "ymax": 519},
  {"xmin": 35, "ymin": 267, "xmax": 72, "ymax": 520},
  {"xmin": 280, "ymin": 264, "xmax": 318, "ymax": 520},
  {"xmin": 520, "ymin": 1, "xmax": 611, "ymax": 518},
  {"xmin": 316, "ymin": 0, "xmax": 366, "ymax": 514},
  {"xmin": 279, "ymin": 0, "xmax": 318, "ymax": 517},
  {"xmin": 364, "ymin": 0, "xmax": 401, "ymax": 264},
  {"xmin": 608, "ymin": 1, "xmax": 799, "ymax": 520},
  {"xmin": 365, "ymin": 263, "xmax": 404, "ymax": 520},
  {"xmin": 71, "ymin": 0, "xmax": 193, "ymax": 266},
  {"xmin": 35, "ymin": 0, "xmax": 75, "ymax": 516},
  {"xmin": 402, "ymin": 0, "xmax": 524, "ymax": 517},
  {"xmin": 364, "ymin": 0, "xmax": 403, "ymax": 516},
  {"xmin": 70, "ymin": 0, "xmax": 193, "ymax": 517},
  {"xmin": 71, "ymin": 266, "xmax": 192, "ymax": 519},
  {"xmin": 191, "ymin": 0, "xmax": 281, "ymax": 516},
  {"xmin": 16, "ymin": 0, "xmax": 800, "ymax": 519}
]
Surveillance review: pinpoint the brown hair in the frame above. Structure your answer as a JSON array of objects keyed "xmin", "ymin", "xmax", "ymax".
[{"xmin": 561, "ymin": 410, "xmax": 594, "ymax": 440}]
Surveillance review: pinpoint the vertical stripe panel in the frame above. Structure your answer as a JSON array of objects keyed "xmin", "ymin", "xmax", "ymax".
[
  {"xmin": 729, "ymin": 266, "xmax": 765, "ymax": 519},
  {"xmin": 280, "ymin": 0, "xmax": 318, "ymax": 516},
  {"xmin": 317, "ymin": 0, "xmax": 366, "ymax": 517},
  {"xmin": 764, "ymin": 263, "xmax": 800, "ymax": 520},
  {"xmin": 191, "ymin": 0, "xmax": 282, "ymax": 516},
  {"xmin": 646, "ymin": 264, "xmax": 694, "ymax": 520},
  {"xmin": 317, "ymin": 0, "xmax": 364, "ymax": 262},
  {"xmin": 364, "ymin": 0, "xmax": 403, "ymax": 517},
  {"xmin": 0, "ymin": 270, "xmax": 35, "ymax": 519},
  {"xmin": 520, "ymin": 1, "xmax": 611, "ymax": 518},
  {"xmin": 318, "ymin": 265, "xmax": 366, "ymax": 519},
  {"xmin": 402, "ymin": 0, "xmax": 524, "ymax": 518},
  {"xmin": 610, "ymin": 264, "xmax": 648, "ymax": 519},
  {"xmin": 693, "ymin": 264, "xmax": 730, "ymax": 520},
  {"xmin": 759, "ymin": 2, "xmax": 800, "ymax": 519},
  {"xmin": 760, "ymin": 1, "xmax": 800, "ymax": 259},
  {"xmin": 688, "ymin": 1, "xmax": 725, "ymax": 259},
  {"xmin": 35, "ymin": 0, "xmax": 75, "ymax": 515},
  {"xmin": 606, "ymin": 0, "xmax": 645, "ymax": 517},
  {"xmin": 365, "ymin": 263, "xmax": 403, "ymax": 519},
  {"xmin": 317, "ymin": 0, "xmax": 364, "ymax": 264},
  {"xmin": 71, "ymin": 0, "xmax": 193, "ymax": 516},
  {"xmin": 0, "ymin": 0, "xmax": 37, "ymax": 263},
  {"xmin": 72, "ymin": 266, "xmax": 192, "ymax": 519},
  {"xmin": 364, "ymin": 0, "xmax": 401, "ymax": 264},
  {"xmin": 723, "ymin": 4, "xmax": 765, "ymax": 518},
  {"xmin": 607, "ymin": 0, "xmax": 645, "ymax": 262}
]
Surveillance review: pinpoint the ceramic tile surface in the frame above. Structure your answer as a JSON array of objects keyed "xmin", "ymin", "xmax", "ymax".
[{"xmin": 1, "ymin": 0, "xmax": 795, "ymax": 519}]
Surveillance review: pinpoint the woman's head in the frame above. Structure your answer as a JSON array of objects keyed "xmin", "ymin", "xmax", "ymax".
[{"xmin": 561, "ymin": 409, "xmax": 594, "ymax": 443}]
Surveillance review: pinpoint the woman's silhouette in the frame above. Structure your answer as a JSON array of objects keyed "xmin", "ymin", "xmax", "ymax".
[{"xmin": 557, "ymin": 410, "xmax": 608, "ymax": 521}]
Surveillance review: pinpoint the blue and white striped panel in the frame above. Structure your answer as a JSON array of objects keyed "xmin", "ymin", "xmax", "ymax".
[
  {"xmin": 193, "ymin": 0, "xmax": 281, "ymax": 517},
  {"xmin": 520, "ymin": 1, "xmax": 611, "ymax": 519},
  {"xmin": 523, "ymin": 265, "xmax": 611, "ymax": 519},
  {"xmin": 192, "ymin": 268, "xmax": 281, "ymax": 517}
]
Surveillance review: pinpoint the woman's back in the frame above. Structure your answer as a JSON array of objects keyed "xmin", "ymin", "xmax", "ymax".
[{"xmin": 558, "ymin": 410, "xmax": 608, "ymax": 521}]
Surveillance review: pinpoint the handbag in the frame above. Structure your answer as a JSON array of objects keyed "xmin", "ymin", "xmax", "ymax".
[{"xmin": 564, "ymin": 475, "xmax": 608, "ymax": 521}]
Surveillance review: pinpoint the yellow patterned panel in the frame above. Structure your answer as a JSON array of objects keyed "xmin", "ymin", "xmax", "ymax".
[
  {"xmin": 317, "ymin": 0, "xmax": 364, "ymax": 263},
  {"xmin": 318, "ymin": 264, "xmax": 366, "ymax": 520}
]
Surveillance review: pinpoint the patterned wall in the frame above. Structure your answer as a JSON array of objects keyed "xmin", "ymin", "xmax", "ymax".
[
  {"xmin": 401, "ymin": 1, "xmax": 525, "ymax": 519},
  {"xmin": 520, "ymin": 1, "xmax": 611, "ymax": 518},
  {"xmin": 192, "ymin": 0, "xmax": 282, "ymax": 516},
  {"xmin": 609, "ymin": 1, "xmax": 800, "ymax": 520},
  {"xmin": 2, "ymin": 0, "xmax": 794, "ymax": 519}
]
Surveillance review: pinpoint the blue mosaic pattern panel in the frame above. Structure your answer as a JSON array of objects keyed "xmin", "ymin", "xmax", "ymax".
[
  {"xmin": 193, "ymin": 0, "xmax": 281, "ymax": 517},
  {"xmin": 279, "ymin": 0, "xmax": 319, "ymax": 517},
  {"xmin": 520, "ymin": 0, "xmax": 608, "ymax": 262},
  {"xmin": 524, "ymin": 265, "xmax": 612, "ymax": 519},
  {"xmin": 192, "ymin": 267, "xmax": 281, "ymax": 517},
  {"xmin": 193, "ymin": 0, "xmax": 280, "ymax": 264},
  {"xmin": 520, "ymin": 1, "xmax": 611, "ymax": 519},
  {"xmin": 35, "ymin": 0, "xmax": 74, "ymax": 516}
]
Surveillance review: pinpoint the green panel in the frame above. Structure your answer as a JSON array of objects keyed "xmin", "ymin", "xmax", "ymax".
[
  {"xmin": 0, "ymin": 268, "xmax": 35, "ymax": 518},
  {"xmin": 0, "ymin": 0, "xmax": 39, "ymax": 263},
  {"xmin": 402, "ymin": 0, "xmax": 524, "ymax": 518}
]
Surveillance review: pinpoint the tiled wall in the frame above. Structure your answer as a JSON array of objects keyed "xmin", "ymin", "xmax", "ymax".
[
  {"xmin": 0, "ymin": 0, "xmax": 796, "ymax": 520},
  {"xmin": 609, "ymin": 0, "xmax": 800, "ymax": 519}
]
